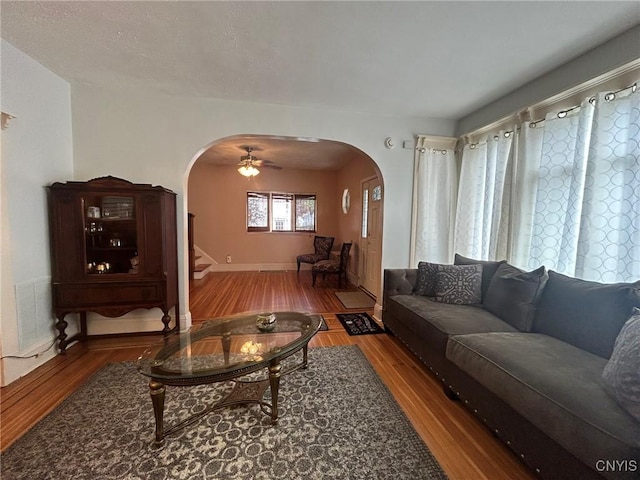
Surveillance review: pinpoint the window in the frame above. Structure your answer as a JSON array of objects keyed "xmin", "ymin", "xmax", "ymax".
[
  {"xmin": 294, "ymin": 194, "xmax": 316, "ymax": 231},
  {"xmin": 247, "ymin": 192, "xmax": 269, "ymax": 232},
  {"xmin": 247, "ymin": 192, "xmax": 316, "ymax": 232},
  {"xmin": 361, "ymin": 189, "xmax": 368, "ymax": 238}
]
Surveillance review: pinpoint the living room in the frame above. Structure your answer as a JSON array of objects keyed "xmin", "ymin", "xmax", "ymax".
[{"xmin": 1, "ymin": 2, "xmax": 639, "ymax": 479}]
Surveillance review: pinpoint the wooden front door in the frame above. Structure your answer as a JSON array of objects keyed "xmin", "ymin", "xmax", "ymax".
[{"xmin": 360, "ymin": 177, "xmax": 383, "ymax": 299}]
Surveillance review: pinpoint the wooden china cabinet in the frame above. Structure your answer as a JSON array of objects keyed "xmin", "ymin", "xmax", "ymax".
[{"xmin": 47, "ymin": 176, "xmax": 179, "ymax": 353}]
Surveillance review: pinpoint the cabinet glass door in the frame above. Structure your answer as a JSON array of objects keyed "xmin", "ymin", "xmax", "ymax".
[{"xmin": 83, "ymin": 195, "xmax": 138, "ymax": 274}]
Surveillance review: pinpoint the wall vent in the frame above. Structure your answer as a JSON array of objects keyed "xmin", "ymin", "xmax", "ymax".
[{"xmin": 15, "ymin": 277, "xmax": 53, "ymax": 352}]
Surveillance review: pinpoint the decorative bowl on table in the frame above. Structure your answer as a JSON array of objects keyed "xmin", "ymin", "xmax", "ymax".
[{"xmin": 256, "ymin": 312, "xmax": 277, "ymax": 332}]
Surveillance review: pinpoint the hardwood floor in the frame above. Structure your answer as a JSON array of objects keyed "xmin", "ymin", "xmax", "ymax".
[{"xmin": 1, "ymin": 270, "xmax": 535, "ymax": 480}]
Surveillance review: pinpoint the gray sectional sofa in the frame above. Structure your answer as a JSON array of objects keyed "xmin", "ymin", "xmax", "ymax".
[{"xmin": 383, "ymin": 255, "xmax": 640, "ymax": 480}]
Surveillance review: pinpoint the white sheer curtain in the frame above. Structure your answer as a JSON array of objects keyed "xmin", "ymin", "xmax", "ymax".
[
  {"xmin": 413, "ymin": 84, "xmax": 638, "ymax": 282},
  {"xmin": 508, "ymin": 123, "xmax": 544, "ymax": 269},
  {"xmin": 528, "ymin": 99, "xmax": 595, "ymax": 274},
  {"xmin": 578, "ymin": 90, "xmax": 640, "ymax": 282},
  {"xmin": 529, "ymin": 90, "xmax": 640, "ymax": 282},
  {"xmin": 411, "ymin": 137, "xmax": 458, "ymax": 265},
  {"xmin": 453, "ymin": 131, "xmax": 513, "ymax": 260}
]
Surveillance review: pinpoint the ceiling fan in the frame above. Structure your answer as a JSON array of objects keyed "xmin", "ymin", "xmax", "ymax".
[{"xmin": 236, "ymin": 146, "xmax": 282, "ymax": 177}]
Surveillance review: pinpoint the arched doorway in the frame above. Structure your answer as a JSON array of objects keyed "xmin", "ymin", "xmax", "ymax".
[{"xmin": 183, "ymin": 134, "xmax": 384, "ymax": 319}]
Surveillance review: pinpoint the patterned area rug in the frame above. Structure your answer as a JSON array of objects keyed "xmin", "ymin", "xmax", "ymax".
[
  {"xmin": 1, "ymin": 346, "xmax": 447, "ymax": 480},
  {"xmin": 336, "ymin": 312, "xmax": 385, "ymax": 335}
]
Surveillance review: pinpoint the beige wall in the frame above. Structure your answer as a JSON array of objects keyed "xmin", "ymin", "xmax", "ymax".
[
  {"xmin": 189, "ymin": 162, "xmax": 342, "ymax": 266},
  {"xmin": 188, "ymin": 152, "xmax": 377, "ymax": 277},
  {"xmin": 336, "ymin": 155, "xmax": 378, "ymax": 280}
]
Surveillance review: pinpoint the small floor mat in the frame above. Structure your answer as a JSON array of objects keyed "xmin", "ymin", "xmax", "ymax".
[
  {"xmin": 336, "ymin": 312, "xmax": 384, "ymax": 335},
  {"xmin": 335, "ymin": 291, "xmax": 376, "ymax": 309}
]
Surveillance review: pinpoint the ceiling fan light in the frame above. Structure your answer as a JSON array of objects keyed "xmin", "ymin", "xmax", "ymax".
[{"xmin": 238, "ymin": 165, "xmax": 260, "ymax": 177}]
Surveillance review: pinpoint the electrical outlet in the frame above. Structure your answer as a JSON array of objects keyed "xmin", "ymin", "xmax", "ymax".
[{"xmin": 226, "ymin": 255, "xmax": 232, "ymax": 264}]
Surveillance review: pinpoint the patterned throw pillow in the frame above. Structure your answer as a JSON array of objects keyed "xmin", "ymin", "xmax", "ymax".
[
  {"xmin": 602, "ymin": 308, "xmax": 640, "ymax": 422},
  {"xmin": 413, "ymin": 261, "xmax": 439, "ymax": 296},
  {"xmin": 433, "ymin": 264, "xmax": 483, "ymax": 305}
]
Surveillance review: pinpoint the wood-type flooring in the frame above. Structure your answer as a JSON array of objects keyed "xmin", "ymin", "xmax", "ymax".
[{"xmin": 1, "ymin": 270, "xmax": 535, "ymax": 480}]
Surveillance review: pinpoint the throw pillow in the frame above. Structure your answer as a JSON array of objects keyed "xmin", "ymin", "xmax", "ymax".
[
  {"xmin": 533, "ymin": 271, "xmax": 640, "ymax": 359},
  {"xmin": 602, "ymin": 308, "xmax": 640, "ymax": 422},
  {"xmin": 454, "ymin": 254, "xmax": 506, "ymax": 301},
  {"xmin": 413, "ymin": 261, "xmax": 439, "ymax": 296},
  {"xmin": 483, "ymin": 263, "xmax": 548, "ymax": 331},
  {"xmin": 433, "ymin": 264, "xmax": 483, "ymax": 305}
]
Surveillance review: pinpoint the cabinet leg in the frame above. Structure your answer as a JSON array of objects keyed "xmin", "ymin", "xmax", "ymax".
[
  {"xmin": 79, "ymin": 312, "xmax": 88, "ymax": 340},
  {"xmin": 150, "ymin": 380, "xmax": 166, "ymax": 445},
  {"xmin": 55, "ymin": 314, "xmax": 69, "ymax": 354},
  {"xmin": 161, "ymin": 311, "xmax": 171, "ymax": 333}
]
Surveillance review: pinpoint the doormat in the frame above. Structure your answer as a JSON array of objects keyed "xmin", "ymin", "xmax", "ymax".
[
  {"xmin": 335, "ymin": 290, "xmax": 375, "ymax": 309},
  {"xmin": 336, "ymin": 312, "xmax": 385, "ymax": 336}
]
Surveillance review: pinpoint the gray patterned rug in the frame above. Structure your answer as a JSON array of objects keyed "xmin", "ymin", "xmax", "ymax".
[{"xmin": 1, "ymin": 346, "xmax": 447, "ymax": 480}]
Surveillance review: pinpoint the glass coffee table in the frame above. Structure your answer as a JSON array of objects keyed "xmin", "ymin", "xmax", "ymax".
[{"xmin": 137, "ymin": 311, "xmax": 322, "ymax": 444}]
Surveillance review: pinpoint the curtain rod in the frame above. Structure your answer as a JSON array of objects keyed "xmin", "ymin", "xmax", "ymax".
[{"xmin": 529, "ymin": 81, "xmax": 637, "ymax": 126}]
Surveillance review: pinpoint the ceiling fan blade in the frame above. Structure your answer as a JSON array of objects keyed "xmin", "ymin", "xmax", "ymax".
[
  {"xmin": 239, "ymin": 145, "xmax": 263, "ymax": 153},
  {"xmin": 237, "ymin": 146, "xmax": 280, "ymax": 170}
]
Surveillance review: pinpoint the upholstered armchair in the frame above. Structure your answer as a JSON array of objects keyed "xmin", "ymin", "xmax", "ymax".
[
  {"xmin": 312, "ymin": 242, "xmax": 352, "ymax": 287},
  {"xmin": 296, "ymin": 236, "xmax": 335, "ymax": 272}
]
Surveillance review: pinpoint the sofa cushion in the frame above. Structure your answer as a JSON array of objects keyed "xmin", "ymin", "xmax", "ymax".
[
  {"xmin": 383, "ymin": 269, "xmax": 417, "ymax": 297},
  {"xmin": 386, "ymin": 294, "xmax": 517, "ymax": 356},
  {"xmin": 483, "ymin": 263, "xmax": 548, "ymax": 331},
  {"xmin": 413, "ymin": 261, "xmax": 439, "ymax": 296},
  {"xmin": 532, "ymin": 271, "xmax": 640, "ymax": 359},
  {"xmin": 446, "ymin": 332, "xmax": 640, "ymax": 472},
  {"xmin": 454, "ymin": 254, "xmax": 505, "ymax": 301},
  {"xmin": 434, "ymin": 264, "xmax": 482, "ymax": 305},
  {"xmin": 603, "ymin": 308, "xmax": 640, "ymax": 422}
]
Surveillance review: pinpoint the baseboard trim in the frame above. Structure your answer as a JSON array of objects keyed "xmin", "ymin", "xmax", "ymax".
[{"xmin": 209, "ymin": 263, "xmax": 302, "ymax": 272}]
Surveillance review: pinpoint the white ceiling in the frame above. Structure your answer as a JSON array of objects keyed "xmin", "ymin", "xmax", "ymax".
[{"xmin": 2, "ymin": 1, "xmax": 639, "ymax": 169}]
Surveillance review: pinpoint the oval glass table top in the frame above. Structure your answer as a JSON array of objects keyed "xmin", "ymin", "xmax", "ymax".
[{"xmin": 137, "ymin": 311, "xmax": 322, "ymax": 383}]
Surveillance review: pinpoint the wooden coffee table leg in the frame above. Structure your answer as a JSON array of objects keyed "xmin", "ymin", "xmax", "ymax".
[
  {"xmin": 149, "ymin": 380, "xmax": 166, "ymax": 444},
  {"xmin": 268, "ymin": 359, "xmax": 282, "ymax": 423},
  {"xmin": 302, "ymin": 343, "xmax": 309, "ymax": 369}
]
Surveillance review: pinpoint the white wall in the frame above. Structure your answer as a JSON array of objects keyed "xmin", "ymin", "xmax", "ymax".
[
  {"xmin": 456, "ymin": 25, "xmax": 640, "ymax": 136},
  {"xmin": 0, "ymin": 40, "xmax": 74, "ymax": 385},
  {"xmin": 70, "ymin": 85, "xmax": 456, "ymax": 329}
]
